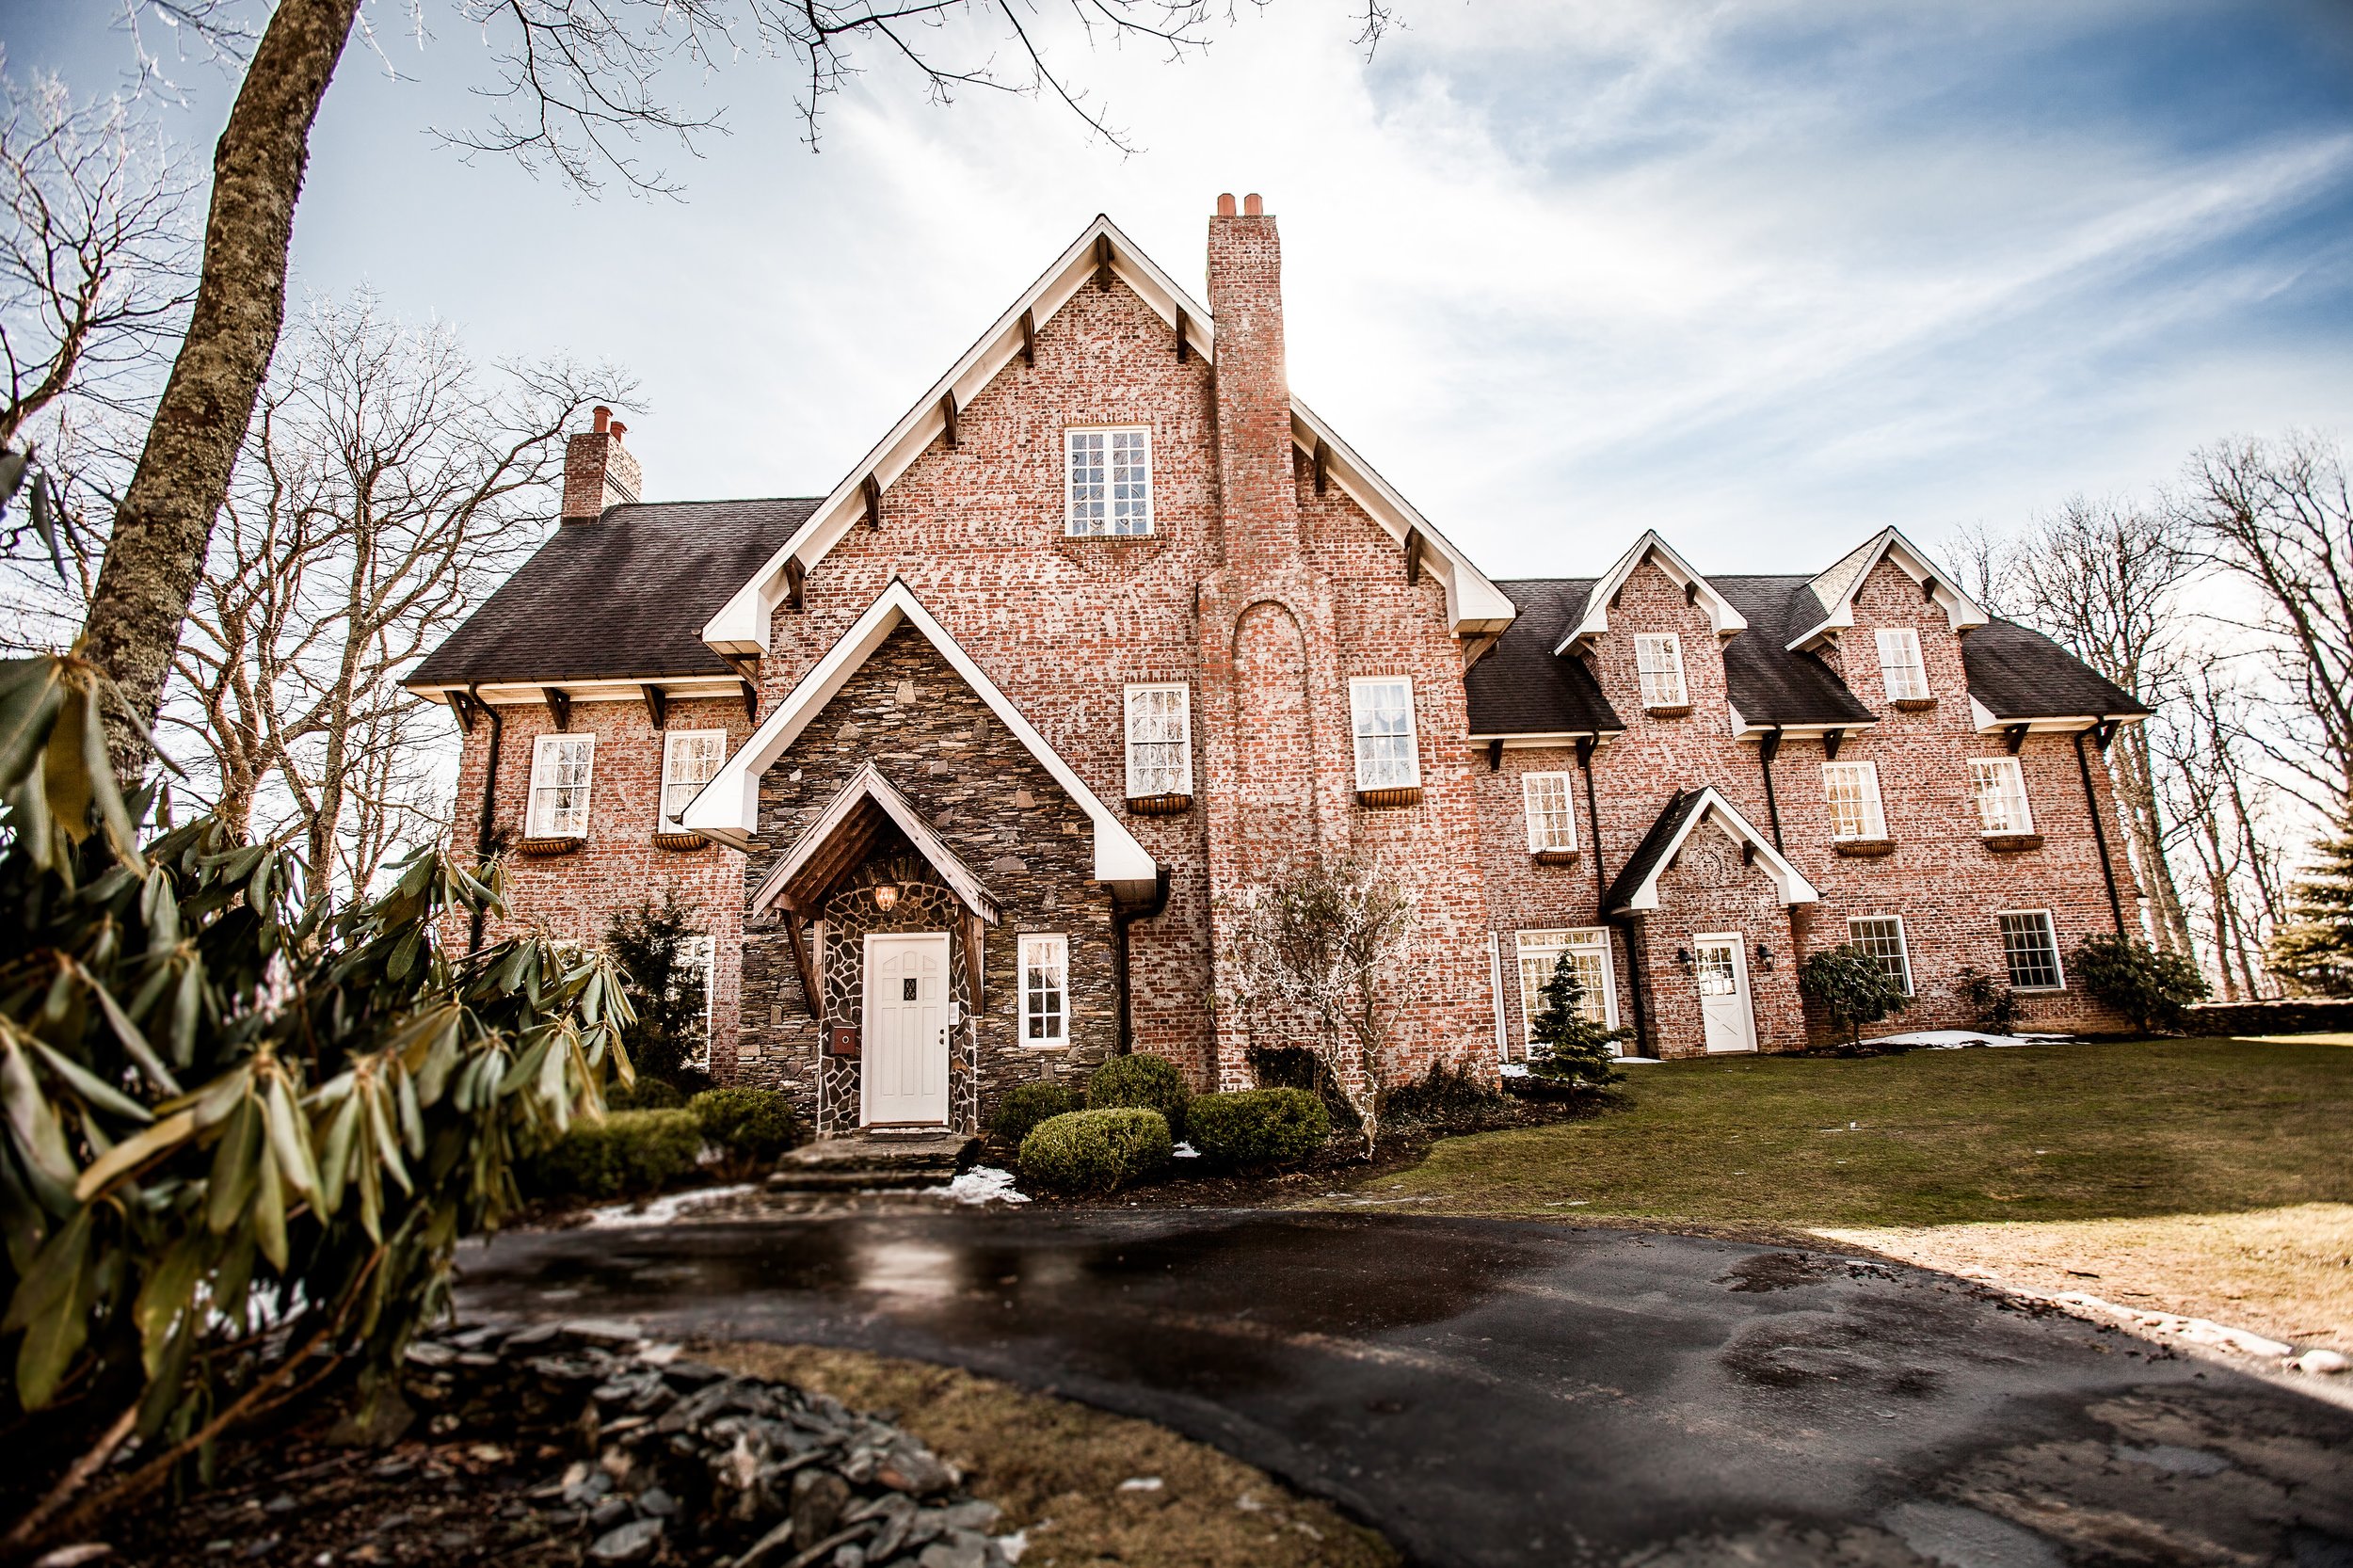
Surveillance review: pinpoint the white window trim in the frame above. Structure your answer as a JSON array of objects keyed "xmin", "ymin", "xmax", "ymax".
[
  {"xmin": 659, "ymin": 728, "xmax": 729, "ymax": 830},
  {"xmin": 1349, "ymin": 675, "xmax": 1422, "ymax": 792},
  {"xmin": 527, "ymin": 733, "xmax": 596, "ymax": 839},
  {"xmin": 1876, "ymin": 627, "xmax": 1930, "ymax": 702},
  {"xmin": 1521, "ymin": 772, "xmax": 1578, "ymax": 853},
  {"xmin": 1064, "ymin": 424, "xmax": 1154, "ymax": 537},
  {"xmin": 1019, "ymin": 933, "xmax": 1070, "ymax": 1048},
  {"xmin": 1822, "ymin": 759, "xmax": 1887, "ymax": 840},
  {"xmin": 1634, "ymin": 632, "xmax": 1688, "ymax": 709},
  {"xmin": 1514, "ymin": 928, "xmax": 1619, "ymax": 1055},
  {"xmin": 1846, "ymin": 915, "xmax": 1914, "ymax": 997},
  {"xmin": 1122, "ymin": 682, "xmax": 1193, "ymax": 799},
  {"xmin": 1969, "ymin": 756, "xmax": 2035, "ymax": 836},
  {"xmin": 1998, "ymin": 908, "xmax": 2067, "ymax": 991}
]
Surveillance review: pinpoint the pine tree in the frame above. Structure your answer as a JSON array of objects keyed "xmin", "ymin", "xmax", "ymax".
[
  {"xmin": 1526, "ymin": 952, "xmax": 1627, "ymax": 1086},
  {"xmin": 604, "ymin": 894, "xmax": 714, "ymax": 1092},
  {"xmin": 2271, "ymin": 815, "xmax": 2353, "ymax": 995}
]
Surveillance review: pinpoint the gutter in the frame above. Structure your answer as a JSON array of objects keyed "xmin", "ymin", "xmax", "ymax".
[
  {"xmin": 2074, "ymin": 728, "xmax": 2129, "ymax": 937},
  {"xmin": 468, "ymin": 687, "xmax": 504, "ymax": 955},
  {"xmin": 1112, "ymin": 869, "xmax": 1174, "ymax": 1055}
]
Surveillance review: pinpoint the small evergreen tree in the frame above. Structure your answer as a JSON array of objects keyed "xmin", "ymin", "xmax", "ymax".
[
  {"xmin": 1525, "ymin": 952, "xmax": 1627, "ymax": 1085},
  {"xmin": 1798, "ymin": 943, "xmax": 1910, "ymax": 1047},
  {"xmin": 2072, "ymin": 934, "xmax": 2210, "ymax": 1033},
  {"xmin": 605, "ymin": 895, "xmax": 713, "ymax": 1093},
  {"xmin": 2270, "ymin": 815, "xmax": 2353, "ymax": 996}
]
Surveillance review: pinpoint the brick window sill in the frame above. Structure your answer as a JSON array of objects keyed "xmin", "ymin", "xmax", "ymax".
[
  {"xmin": 1530, "ymin": 848, "xmax": 1581, "ymax": 866},
  {"xmin": 1891, "ymin": 696, "xmax": 1937, "ymax": 712},
  {"xmin": 1127, "ymin": 792, "xmax": 1193, "ymax": 817},
  {"xmin": 1357, "ymin": 785, "xmax": 1423, "ymax": 808},
  {"xmin": 1832, "ymin": 838, "xmax": 1896, "ymax": 858},
  {"xmin": 1981, "ymin": 832, "xmax": 2045, "ymax": 852},
  {"xmin": 1643, "ymin": 704, "xmax": 1693, "ymax": 719},
  {"xmin": 516, "ymin": 836, "xmax": 585, "ymax": 858},
  {"xmin": 652, "ymin": 830, "xmax": 711, "ymax": 852}
]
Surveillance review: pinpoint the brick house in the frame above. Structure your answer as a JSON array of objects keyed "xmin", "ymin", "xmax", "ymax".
[{"xmin": 406, "ymin": 196, "xmax": 2148, "ymax": 1134}]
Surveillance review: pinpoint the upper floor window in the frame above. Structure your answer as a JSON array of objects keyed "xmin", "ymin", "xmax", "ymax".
[
  {"xmin": 1969, "ymin": 757, "xmax": 2033, "ymax": 836},
  {"xmin": 528, "ymin": 734, "xmax": 595, "ymax": 838},
  {"xmin": 1124, "ymin": 683, "xmax": 1193, "ymax": 799},
  {"xmin": 1822, "ymin": 760, "xmax": 1885, "ymax": 840},
  {"xmin": 1350, "ymin": 677, "xmax": 1420, "ymax": 791},
  {"xmin": 1876, "ymin": 628, "xmax": 1929, "ymax": 702},
  {"xmin": 1522, "ymin": 773, "xmax": 1577, "ymax": 853},
  {"xmin": 1065, "ymin": 426, "xmax": 1152, "ymax": 536},
  {"xmin": 660, "ymin": 729, "xmax": 728, "ymax": 829},
  {"xmin": 1847, "ymin": 916, "xmax": 1913, "ymax": 995},
  {"xmin": 1020, "ymin": 933, "xmax": 1069, "ymax": 1047},
  {"xmin": 1634, "ymin": 633, "xmax": 1687, "ymax": 709},
  {"xmin": 1999, "ymin": 910, "xmax": 2065, "ymax": 990}
]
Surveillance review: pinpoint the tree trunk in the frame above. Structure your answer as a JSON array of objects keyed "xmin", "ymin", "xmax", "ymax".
[{"xmin": 79, "ymin": 0, "xmax": 361, "ymax": 770}]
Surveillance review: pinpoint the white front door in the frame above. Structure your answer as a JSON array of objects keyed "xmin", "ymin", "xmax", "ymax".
[
  {"xmin": 1693, "ymin": 934, "xmax": 1757, "ymax": 1054},
  {"xmin": 863, "ymin": 933, "xmax": 952, "ymax": 1126}
]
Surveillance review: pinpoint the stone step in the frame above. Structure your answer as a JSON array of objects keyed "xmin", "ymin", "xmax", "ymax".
[{"xmin": 766, "ymin": 1131, "xmax": 979, "ymax": 1192}]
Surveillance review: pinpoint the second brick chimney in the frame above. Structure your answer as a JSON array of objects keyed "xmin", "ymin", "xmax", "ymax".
[
  {"xmin": 1207, "ymin": 193, "xmax": 1300, "ymax": 568},
  {"xmin": 561, "ymin": 406, "xmax": 643, "ymax": 521}
]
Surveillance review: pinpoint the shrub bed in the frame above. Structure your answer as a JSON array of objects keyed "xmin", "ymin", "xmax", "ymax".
[
  {"xmin": 531, "ymin": 1109, "xmax": 702, "ymax": 1200},
  {"xmin": 689, "ymin": 1088, "xmax": 801, "ymax": 1173},
  {"xmin": 1084, "ymin": 1053, "xmax": 1192, "ymax": 1138},
  {"xmin": 992, "ymin": 1081, "xmax": 1081, "ymax": 1151},
  {"xmin": 1018, "ymin": 1108, "xmax": 1172, "ymax": 1195},
  {"xmin": 606, "ymin": 1077, "xmax": 685, "ymax": 1111},
  {"xmin": 1188, "ymin": 1089, "xmax": 1331, "ymax": 1169}
]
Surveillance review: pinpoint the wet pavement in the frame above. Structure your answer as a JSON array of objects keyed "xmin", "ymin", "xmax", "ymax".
[{"xmin": 455, "ymin": 1210, "xmax": 2353, "ymax": 1566}]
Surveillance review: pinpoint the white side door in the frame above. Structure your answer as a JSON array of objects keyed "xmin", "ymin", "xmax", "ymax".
[
  {"xmin": 863, "ymin": 933, "xmax": 952, "ymax": 1125},
  {"xmin": 1693, "ymin": 934, "xmax": 1757, "ymax": 1054}
]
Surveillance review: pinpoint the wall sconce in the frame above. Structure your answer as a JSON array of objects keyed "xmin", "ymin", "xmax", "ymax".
[
  {"xmin": 1754, "ymin": 944, "xmax": 1775, "ymax": 971},
  {"xmin": 872, "ymin": 882, "xmax": 901, "ymax": 913},
  {"xmin": 1675, "ymin": 947, "xmax": 1694, "ymax": 974}
]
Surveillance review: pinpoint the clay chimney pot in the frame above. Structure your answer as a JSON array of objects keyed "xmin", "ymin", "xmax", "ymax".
[
  {"xmin": 1243, "ymin": 193, "xmax": 1263, "ymax": 216},
  {"xmin": 592, "ymin": 405, "xmax": 611, "ymax": 433},
  {"xmin": 1216, "ymin": 193, "xmax": 1236, "ymax": 216},
  {"xmin": 609, "ymin": 421, "xmax": 627, "ymax": 440}
]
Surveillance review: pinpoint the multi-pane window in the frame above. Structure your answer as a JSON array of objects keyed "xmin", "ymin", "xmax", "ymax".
[
  {"xmin": 1124, "ymin": 683, "xmax": 1192, "ymax": 798},
  {"xmin": 1876, "ymin": 628, "xmax": 1929, "ymax": 701},
  {"xmin": 1065, "ymin": 427, "xmax": 1152, "ymax": 536},
  {"xmin": 1969, "ymin": 757, "xmax": 2034, "ymax": 835},
  {"xmin": 1634, "ymin": 633, "xmax": 1687, "ymax": 709},
  {"xmin": 1350, "ymin": 677, "xmax": 1420, "ymax": 791},
  {"xmin": 1020, "ymin": 934, "xmax": 1068, "ymax": 1047},
  {"xmin": 2000, "ymin": 911, "xmax": 2065, "ymax": 990},
  {"xmin": 527, "ymin": 734, "xmax": 595, "ymax": 838},
  {"xmin": 1515, "ymin": 929, "xmax": 1616, "ymax": 1052},
  {"xmin": 660, "ymin": 729, "xmax": 728, "ymax": 829},
  {"xmin": 1847, "ymin": 916, "xmax": 1913, "ymax": 995},
  {"xmin": 1522, "ymin": 773, "xmax": 1577, "ymax": 853},
  {"xmin": 1822, "ymin": 760, "xmax": 1886, "ymax": 840},
  {"xmin": 678, "ymin": 935, "xmax": 716, "ymax": 1069}
]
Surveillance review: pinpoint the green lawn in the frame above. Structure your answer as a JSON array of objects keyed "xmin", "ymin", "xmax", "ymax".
[{"xmin": 1360, "ymin": 1037, "xmax": 2353, "ymax": 1231}]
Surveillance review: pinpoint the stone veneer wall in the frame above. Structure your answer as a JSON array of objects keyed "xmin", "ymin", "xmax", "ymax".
[{"xmin": 808, "ymin": 872, "xmax": 980, "ymax": 1135}]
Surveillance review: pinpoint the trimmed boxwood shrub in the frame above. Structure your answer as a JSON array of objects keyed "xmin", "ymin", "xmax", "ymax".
[
  {"xmin": 1018, "ymin": 1108, "xmax": 1172, "ymax": 1195},
  {"xmin": 992, "ymin": 1081, "xmax": 1081, "ymax": 1152},
  {"xmin": 689, "ymin": 1088, "xmax": 801, "ymax": 1172},
  {"xmin": 1188, "ymin": 1089, "xmax": 1331, "ymax": 1169},
  {"xmin": 606, "ymin": 1076, "xmax": 685, "ymax": 1111},
  {"xmin": 531, "ymin": 1109, "xmax": 702, "ymax": 1200},
  {"xmin": 1085, "ymin": 1053, "xmax": 1191, "ymax": 1138}
]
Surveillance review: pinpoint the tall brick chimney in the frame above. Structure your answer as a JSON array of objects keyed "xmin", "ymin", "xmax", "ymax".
[
  {"xmin": 1207, "ymin": 193, "xmax": 1300, "ymax": 566},
  {"xmin": 561, "ymin": 405, "xmax": 643, "ymax": 521}
]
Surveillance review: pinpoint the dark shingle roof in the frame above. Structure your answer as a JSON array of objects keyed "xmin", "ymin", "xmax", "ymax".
[
  {"xmin": 408, "ymin": 498, "xmax": 821, "ymax": 687},
  {"xmin": 1602, "ymin": 789, "xmax": 1703, "ymax": 914},
  {"xmin": 1962, "ymin": 619, "xmax": 2150, "ymax": 721},
  {"xmin": 1710, "ymin": 576, "xmax": 1879, "ymax": 728},
  {"xmin": 1465, "ymin": 579, "xmax": 1624, "ymax": 737}
]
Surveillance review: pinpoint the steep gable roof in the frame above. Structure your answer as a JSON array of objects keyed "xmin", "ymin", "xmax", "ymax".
[
  {"xmin": 1465, "ymin": 579, "xmax": 1623, "ymax": 738},
  {"xmin": 1785, "ymin": 526, "xmax": 1988, "ymax": 651},
  {"xmin": 700, "ymin": 215, "xmax": 1515, "ymax": 655},
  {"xmin": 1711, "ymin": 576, "xmax": 1880, "ymax": 732},
  {"xmin": 1962, "ymin": 620, "xmax": 2150, "ymax": 725},
  {"xmin": 1551, "ymin": 531, "xmax": 1748, "ymax": 655},
  {"xmin": 1602, "ymin": 787, "xmax": 1819, "ymax": 914}
]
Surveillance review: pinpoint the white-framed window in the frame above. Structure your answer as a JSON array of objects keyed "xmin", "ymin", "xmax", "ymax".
[
  {"xmin": 1019, "ymin": 934, "xmax": 1069, "ymax": 1047},
  {"xmin": 1876, "ymin": 627, "xmax": 1929, "ymax": 702},
  {"xmin": 1999, "ymin": 911, "xmax": 2065, "ymax": 990},
  {"xmin": 659, "ymin": 728, "xmax": 728, "ymax": 829},
  {"xmin": 1516, "ymin": 929, "xmax": 1617, "ymax": 1054},
  {"xmin": 1349, "ymin": 676, "xmax": 1420, "ymax": 791},
  {"xmin": 1522, "ymin": 773, "xmax": 1577, "ymax": 853},
  {"xmin": 1634, "ymin": 633, "xmax": 1688, "ymax": 709},
  {"xmin": 1847, "ymin": 916, "xmax": 1913, "ymax": 996},
  {"xmin": 1822, "ymin": 760, "xmax": 1886, "ymax": 840},
  {"xmin": 1123, "ymin": 683, "xmax": 1193, "ymax": 798},
  {"xmin": 1969, "ymin": 757, "xmax": 2034, "ymax": 836},
  {"xmin": 527, "ymin": 733, "xmax": 596, "ymax": 838},
  {"xmin": 679, "ymin": 935, "xmax": 716, "ymax": 1069},
  {"xmin": 1065, "ymin": 426, "xmax": 1152, "ymax": 536}
]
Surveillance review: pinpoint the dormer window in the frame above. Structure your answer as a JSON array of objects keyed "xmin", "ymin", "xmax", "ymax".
[
  {"xmin": 1634, "ymin": 634, "xmax": 1688, "ymax": 710},
  {"xmin": 1065, "ymin": 426, "xmax": 1152, "ymax": 536},
  {"xmin": 1876, "ymin": 628, "xmax": 1929, "ymax": 703}
]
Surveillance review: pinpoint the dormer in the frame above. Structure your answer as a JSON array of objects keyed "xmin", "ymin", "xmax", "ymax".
[
  {"xmin": 1552, "ymin": 531, "xmax": 1748, "ymax": 656},
  {"xmin": 1785, "ymin": 526, "xmax": 1987, "ymax": 653}
]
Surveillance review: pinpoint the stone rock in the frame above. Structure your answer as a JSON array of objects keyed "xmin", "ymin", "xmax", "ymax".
[
  {"xmin": 588, "ymin": 1496, "xmax": 632, "ymax": 1530},
  {"xmin": 793, "ymin": 1468, "xmax": 853, "ymax": 1545},
  {"xmin": 637, "ymin": 1486, "xmax": 679, "ymax": 1518},
  {"xmin": 917, "ymin": 1534, "xmax": 990, "ymax": 1568},
  {"xmin": 586, "ymin": 1517, "xmax": 664, "ymax": 1563}
]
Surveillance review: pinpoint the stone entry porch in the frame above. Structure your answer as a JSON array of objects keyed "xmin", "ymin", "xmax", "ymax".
[{"xmin": 766, "ymin": 1130, "xmax": 980, "ymax": 1192}]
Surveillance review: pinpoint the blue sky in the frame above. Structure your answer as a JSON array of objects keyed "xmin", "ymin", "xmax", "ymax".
[{"xmin": 6, "ymin": 0, "xmax": 2349, "ymax": 579}]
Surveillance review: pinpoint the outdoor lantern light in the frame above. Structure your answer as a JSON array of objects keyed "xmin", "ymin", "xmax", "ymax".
[
  {"xmin": 872, "ymin": 882, "xmax": 901, "ymax": 912},
  {"xmin": 1755, "ymin": 944, "xmax": 1775, "ymax": 970},
  {"xmin": 1675, "ymin": 947, "xmax": 1694, "ymax": 973}
]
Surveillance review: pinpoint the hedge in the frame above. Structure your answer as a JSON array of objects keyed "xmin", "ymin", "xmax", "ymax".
[
  {"xmin": 992, "ymin": 1081, "xmax": 1081, "ymax": 1151},
  {"xmin": 1018, "ymin": 1108, "xmax": 1172, "ymax": 1195},
  {"xmin": 606, "ymin": 1076, "xmax": 685, "ymax": 1111},
  {"xmin": 1188, "ymin": 1089, "xmax": 1331, "ymax": 1169},
  {"xmin": 531, "ymin": 1109, "xmax": 702, "ymax": 1200},
  {"xmin": 1085, "ymin": 1053, "xmax": 1192, "ymax": 1138},
  {"xmin": 689, "ymin": 1088, "xmax": 801, "ymax": 1171}
]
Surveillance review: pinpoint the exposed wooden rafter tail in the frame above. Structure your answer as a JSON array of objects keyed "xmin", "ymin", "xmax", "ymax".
[
  {"xmin": 542, "ymin": 688, "xmax": 570, "ymax": 733},
  {"xmin": 640, "ymin": 683, "xmax": 667, "ymax": 730},
  {"xmin": 1822, "ymin": 727, "xmax": 1845, "ymax": 761},
  {"xmin": 1174, "ymin": 306, "xmax": 1190, "ymax": 362},
  {"xmin": 2005, "ymin": 724, "xmax": 2029, "ymax": 755},
  {"xmin": 1019, "ymin": 309, "xmax": 1036, "ymax": 366},
  {"xmin": 1094, "ymin": 232, "xmax": 1115, "ymax": 290},
  {"xmin": 1403, "ymin": 526, "xmax": 1424, "ymax": 585},
  {"xmin": 939, "ymin": 389, "xmax": 959, "ymax": 448},
  {"xmin": 1313, "ymin": 438, "xmax": 1330, "ymax": 497},
  {"xmin": 783, "ymin": 555, "xmax": 807, "ymax": 612},
  {"xmin": 861, "ymin": 472, "xmax": 882, "ymax": 531},
  {"xmin": 740, "ymin": 680, "xmax": 760, "ymax": 723}
]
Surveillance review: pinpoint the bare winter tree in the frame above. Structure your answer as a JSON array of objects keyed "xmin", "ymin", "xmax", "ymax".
[
  {"xmin": 1227, "ymin": 853, "xmax": 1417, "ymax": 1158},
  {"xmin": 168, "ymin": 290, "xmax": 629, "ymax": 905},
  {"xmin": 2152, "ymin": 657, "xmax": 2289, "ymax": 1000}
]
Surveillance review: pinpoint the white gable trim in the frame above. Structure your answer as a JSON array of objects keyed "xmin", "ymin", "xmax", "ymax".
[
  {"xmin": 749, "ymin": 761, "xmax": 1000, "ymax": 921},
  {"xmin": 1553, "ymin": 531, "xmax": 1748, "ymax": 655},
  {"xmin": 703, "ymin": 216, "xmax": 1513, "ymax": 651},
  {"xmin": 1787, "ymin": 526, "xmax": 1990, "ymax": 652},
  {"xmin": 1618, "ymin": 787, "xmax": 1819, "ymax": 912},
  {"xmin": 682, "ymin": 579, "xmax": 1160, "ymax": 899}
]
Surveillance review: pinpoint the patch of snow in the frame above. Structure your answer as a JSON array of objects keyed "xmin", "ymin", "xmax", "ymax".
[
  {"xmin": 939, "ymin": 1166, "xmax": 1029, "ymax": 1206},
  {"xmin": 993, "ymin": 1529, "xmax": 1029, "ymax": 1563},
  {"xmin": 1116, "ymin": 1476, "xmax": 1163, "ymax": 1492},
  {"xmin": 2054, "ymin": 1291, "xmax": 2296, "ymax": 1359},
  {"xmin": 1172, "ymin": 1141, "xmax": 1201, "ymax": 1159},
  {"xmin": 581, "ymin": 1184, "xmax": 756, "ymax": 1229},
  {"xmin": 1858, "ymin": 1029, "xmax": 2073, "ymax": 1050},
  {"xmin": 2296, "ymin": 1349, "xmax": 2349, "ymax": 1375},
  {"xmin": 1498, "ymin": 1063, "xmax": 1531, "ymax": 1079}
]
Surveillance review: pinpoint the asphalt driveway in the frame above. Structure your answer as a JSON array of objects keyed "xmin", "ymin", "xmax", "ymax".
[{"xmin": 454, "ymin": 1210, "xmax": 2353, "ymax": 1567}]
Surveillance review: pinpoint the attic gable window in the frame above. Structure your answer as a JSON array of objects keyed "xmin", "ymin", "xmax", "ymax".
[
  {"xmin": 1066, "ymin": 426, "xmax": 1152, "ymax": 536},
  {"xmin": 1822, "ymin": 760, "xmax": 1886, "ymax": 840},
  {"xmin": 528, "ymin": 734, "xmax": 595, "ymax": 838},
  {"xmin": 661, "ymin": 729, "xmax": 728, "ymax": 830},
  {"xmin": 1634, "ymin": 633, "xmax": 1688, "ymax": 710},
  {"xmin": 1876, "ymin": 628, "xmax": 1930, "ymax": 702},
  {"xmin": 1124, "ymin": 683, "xmax": 1192, "ymax": 800},
  {"xmin": 1350, "ymin": 676, "xmax": 1421, "ymax": 792}
]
